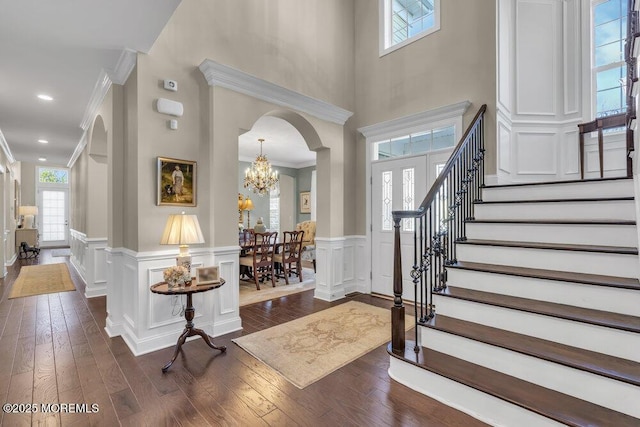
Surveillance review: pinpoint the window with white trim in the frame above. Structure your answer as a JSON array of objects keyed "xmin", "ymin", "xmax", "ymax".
[
  {"xmin": 380, "ymin": 0, "xmax": 440, "ymax": 55},
  {"xmin": 373, "ymin": 125, "xmax": 455, "ymax": 160},
  {"xmin": 592, "ymin": 0, "xmax": 627, "ymax": 117}
]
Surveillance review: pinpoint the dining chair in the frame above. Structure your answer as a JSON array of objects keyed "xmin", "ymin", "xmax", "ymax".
[
  {"xmin": 238, "ymin": 231, "xmax": 277, "ymax": 290},
  {"xmin": 273, "ymin": 230, "xmax": 304, "ymax": 285}
]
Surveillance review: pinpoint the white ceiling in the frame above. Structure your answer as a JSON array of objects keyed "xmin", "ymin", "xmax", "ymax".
[
  {"xmin": 239, "ymin": 116, "xmax": 316, "ymax": 169},
  {"xmin": 0, "ymin": 0, "xmax": 181, "ymax": 166},
  {"xmin": 0, "ymin": 1, "xmax": 316, "ymax": 170}
]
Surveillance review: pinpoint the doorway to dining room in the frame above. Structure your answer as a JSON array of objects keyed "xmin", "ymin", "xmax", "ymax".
[{"xmin": 238, "ymin": 114, "xmax": 317, "ymax": 304}]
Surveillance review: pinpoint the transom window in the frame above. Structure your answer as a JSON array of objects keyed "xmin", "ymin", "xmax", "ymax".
[
  {"xmin": 380, "ymin": 0, "xmax": 440, "ymax": 55},
  {"xmin": 373, "ymin": 125, "xmax": 455, "ymax": 160},
  {"xmin": 38, "ymin": 167, "xmax": 69, "ymax": 184},
  {"xmin": 592, "ymin": 0, "xmax": 627, "ymax": 117}
]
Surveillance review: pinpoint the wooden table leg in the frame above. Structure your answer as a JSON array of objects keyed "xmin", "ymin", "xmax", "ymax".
[{"xmin": 161, "ymin": 292, "xmax": 226, "ymax": 372}]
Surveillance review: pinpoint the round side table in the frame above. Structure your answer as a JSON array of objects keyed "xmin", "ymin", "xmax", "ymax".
[{"xmin": 150, "ymin": 279, "xmax": 226, "ymax": 372}]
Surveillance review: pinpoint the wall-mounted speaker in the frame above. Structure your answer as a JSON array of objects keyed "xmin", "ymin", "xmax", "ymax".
[{"xmin": 156, "ymin": 98, "xmax": 184, "ymax": 117}]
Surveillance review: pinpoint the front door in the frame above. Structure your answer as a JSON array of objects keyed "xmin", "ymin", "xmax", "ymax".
[
  {"xmin": 371, "ymin": 150, "xmax": 452, "ymax": 298},
  {"xmin": 38, "ymin": 189, "xmax": 69, "ymax": 247}
]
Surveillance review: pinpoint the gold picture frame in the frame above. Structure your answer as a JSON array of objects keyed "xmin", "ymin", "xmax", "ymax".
[
  {"xmin": 300, "ymin": 191, "xmax": 311, "ymax": 214},
  {"xmin": 157, "ymin": 157, "xmax": 196, "ymax": 206},
  {"xmin": 196, "ymin": 266, "xmax": 220, "ymax": 285}
]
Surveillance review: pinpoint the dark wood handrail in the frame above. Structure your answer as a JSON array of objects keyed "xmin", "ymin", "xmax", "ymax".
[
  {"xmin": 393, "ymin": 104, "xmax": 487, "ymax": 220},
  {"xmin": 389, "ymin": 104, "xmax": 487, "ymax": 355},
  {"xmin": 577, "ymin": 112, "xmax": 629, "ymax": 179}
]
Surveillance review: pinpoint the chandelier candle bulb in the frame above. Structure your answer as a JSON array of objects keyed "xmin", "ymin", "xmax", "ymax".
[{"xmin": 244, "ymin": 138, "xmax": 279, "ymax": 196}]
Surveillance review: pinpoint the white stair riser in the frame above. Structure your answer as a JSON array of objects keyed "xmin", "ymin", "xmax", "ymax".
[
  {"xmin": 420, "ymin": 328, "xmax": 640, "ymax": 418},
  {"xmin": 433, "ymin": 295, "xmax": 640, "ymax": 362},
  {"xmin": 474, "ymin": 200, "xmax": 635, "ymax": 221},
  {"xmin": 456, "ymin": 244, "xmax": 639, "ymax": 278},
  {"xmin": 388, "ymin": 357, "xmax": 564, "ymax": 427},
  {"xmin": 466, "ymin": 222, "xmax": 638, "ymax": 247},
  {"xmin": 482, "ymin": 180, "xmax": 634, "ymax": 202},
  {"xmin": 447, "ymin": 269, "xmax": 640, "ymax": 317}
]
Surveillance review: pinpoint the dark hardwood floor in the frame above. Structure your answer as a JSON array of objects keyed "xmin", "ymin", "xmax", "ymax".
[{"xmin": 0, "ymin": 250, "xmax": 487, "ymax": 426}]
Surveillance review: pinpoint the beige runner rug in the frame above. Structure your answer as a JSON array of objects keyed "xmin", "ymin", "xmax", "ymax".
[
  {"xmin": 233, "ymin": 300, "xmax": 411, "ymax": 388},
  {"xmin": 9, "ymin": 263, "xmax": 76, "ymax": 299}
]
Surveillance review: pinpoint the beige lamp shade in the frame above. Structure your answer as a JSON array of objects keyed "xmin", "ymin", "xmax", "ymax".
[
  {"xmin": 160, "ymin": 213, "xmax": 205, "ymax": 248},
  {"xmin": 243, "ymin": 197, "xmax": 254, "ymax": 211},
  {"xmin": 19, "ymin": 206, "xmax": 38, "ymax": 216},
  {"xmin": 19, "ymin": 206, "xmax": 38, "ymax": 229}
]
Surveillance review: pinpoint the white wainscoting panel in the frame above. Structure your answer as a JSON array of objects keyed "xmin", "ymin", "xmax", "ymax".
[
  {"xmin": 498, "ymin": 120, "xmax": 512, "ymax": 173},
  {"xmin": 562, "ymin": 0, "xmax": 581, "ymax": 115},
  {"xmin": 516, "ymin": 131, "xmax": 557, "ymax": 175},
  {"xmin": 70, "ymin": 229, "xmax": 86, "ymax": 279},
  {"xmin": 70, "ymin": 230, "xmax": 108, "ymax": 298},
  {"xmin": 516, "ymin": 0, "xmax": 557, "ymax": 116},
  {"xmin": 586, "ymin": 142, "xmax": 627, "ymax": 174},
  {"xmin": 562, "ymin": 128, "xmax": 580, "ymax": 176},
  {"xmin": 104, "ymin": 246, "xmax": 241, "ymax": 356},
  {"xmin": 315, "ymin": 237, "xmax": 346, "ymax": 301},
  {"xmin": 343, "ymin": 236, "xmax": 367, "ymax": 295}
]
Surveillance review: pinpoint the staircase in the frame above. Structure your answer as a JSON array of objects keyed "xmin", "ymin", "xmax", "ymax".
[{"xmin": 388, "ymin": 177, "xmax": 640, "ymax": 426}]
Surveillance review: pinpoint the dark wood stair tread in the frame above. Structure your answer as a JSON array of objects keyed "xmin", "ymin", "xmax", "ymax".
[
  {"xmin": 448, "ymin": 261, "xmax": 640, "ymax": 290},
  {"xmin": 467, "ymin": 219, "xmax": 636, "ymax": 225},
  {"xmin": 475, "ymin": 196, "xmax": 634, "ymax": 204},
  {"xmin": 438, "ymin": 287, "xmax": 640, "ymax": 333},
  {"xmin": 389, "ymin": 342, "xmax": 640, "ymax": 427},
  {"xmin": 483, "ymin": 176, "xmax": 632, "ymax": 189},
  {"xmin": 422, "ymin": 315, "xmax": 640, "ymax": 386},
  {"xmin": 457, "ymin": 239, "xmax": 638, "ymax": 255}
]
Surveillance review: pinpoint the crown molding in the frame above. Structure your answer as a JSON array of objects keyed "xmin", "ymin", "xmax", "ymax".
[
  {"xmin": 0, "ymin": 128, "xmax": 15, "ymax": 164},
  {"xmin": 110, "ymin": 49, "xmax": 137, "ymax": 85},
  {"xmin": 67, "ymin": 130, "xmax": 88, "ymax": 168},
  {"xmin": 72, "ymin": 49, "xmax": 137, "ymax": 166},
  {"xmin": 358, "ymin": 100, "xmax": 472, "ymax": 142},
  {"xmin": 199, "ymin": 59, "xmax": 353, "ymax": 125},
  {"xmin": 80, "ymin": 70, "xmax": 111, "ymax": 132}
]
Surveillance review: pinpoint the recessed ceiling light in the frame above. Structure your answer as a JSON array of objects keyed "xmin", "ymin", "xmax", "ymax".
[
  {"xmin": 38, "ymin": 139, "xmax": 48, "ymax": 144},
  {"xmin": 38, "ymin": 157, "xmax": 47, "ymax": 161},
  {"xmin": 37, "ymin": 94, "xmax": 53, "ymax": 101}
]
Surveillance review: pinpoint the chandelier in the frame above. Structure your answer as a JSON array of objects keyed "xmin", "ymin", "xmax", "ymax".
[{"xmin": 244, "ymin": 138, "xmax": 279, "ymax": 196}]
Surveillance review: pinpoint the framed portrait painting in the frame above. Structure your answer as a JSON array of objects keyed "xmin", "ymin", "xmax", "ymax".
[
  {"xmin": 300, "ymin": 191, "xmax": 311, "ymax": 214},
  {"xmin": 157, "ymin": 157, "xmax": 197, "ymax": 206}
]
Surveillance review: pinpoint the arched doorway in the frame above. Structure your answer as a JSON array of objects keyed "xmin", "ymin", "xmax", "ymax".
[{"xmin": 237, "ymin": 113, "xmax": 318, "ymax": 304}]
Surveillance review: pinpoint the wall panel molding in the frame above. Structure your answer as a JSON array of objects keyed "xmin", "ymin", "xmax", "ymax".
[
  {"xmin": 515, "ymin": 131, "xmax": 558, "ymax": 175},
  {"xmin": 515, "ymin": 0, "xmax": 557, "ymax": 116},
  {"xmin": 562, "ymin": 0, "xmax": 581, "ymax": 115}
]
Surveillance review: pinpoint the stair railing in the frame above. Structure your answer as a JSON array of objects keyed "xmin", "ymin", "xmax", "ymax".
[{"xmin": 390, "ymin": 104, "xmax": 486, "ymax": 355}]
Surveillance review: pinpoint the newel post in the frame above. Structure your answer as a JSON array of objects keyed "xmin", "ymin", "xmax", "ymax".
[{"xmin": 391, "ymin": 217, "xmax": 405, "ymax": 354}]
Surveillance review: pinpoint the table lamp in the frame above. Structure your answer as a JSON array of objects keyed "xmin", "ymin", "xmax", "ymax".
[
  {"xmin": 19, "ymin": 206, "xmax": 38, "ymax": 229},
  {"xmin": 243, "ymin": 196, "xmax": 254, "ymax": 228},
  {"xmin": 160, "ymin": 212, "xmax": 205, "ymax": 276}
]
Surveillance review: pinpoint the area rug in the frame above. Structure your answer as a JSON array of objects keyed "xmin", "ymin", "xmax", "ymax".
[
  {"xmin": 239, "ymin": 268, "xmax": 315, "ymax": 306},
  {"xmin": 8, "ymin": 263, "xmax": 76, "ymax": 299},
  {"xmin": 233, "ymin": 301, "xmax": 411, "ymax": 388},
  {"xmin": 51, "ymin": 248, "xmax": 71, "ymax": 257}
]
